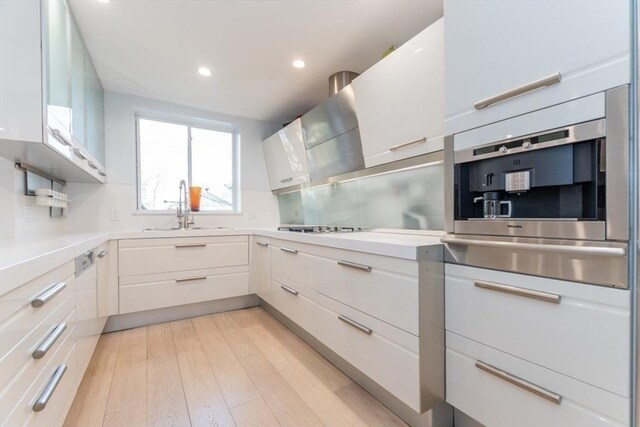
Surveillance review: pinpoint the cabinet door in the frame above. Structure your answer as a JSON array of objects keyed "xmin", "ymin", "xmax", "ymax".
[
  {"xmin": 84, "ymin": 52, "xmax": 105, "ymax": 166},
  {"xmin": 353, "ymin": 19, "xmax": 444, "ymax": 168},
  {"xmin": 262, "ymin": 119, "xmax": 310, "ymax": 190},
  {"xmin": 70, "ymin": 19, "xmax": 85, "ymax": 147},
  {"xmin": 444, "ymin": 0, "xmax": 629, "ymax": 135},
  {"xmin": 45, "ymin": 0, "xmax": 73, "ymax": 137},
  {"xmin": 251, "ymin": 238, "xmax": 271, "ymax": 302},
  {"xmin": 97, "ymin": 241, "xmax": 118, "ymax": 317},
  {"xmin": 0, "ymin": 0, "xmax": 43, "ymax": 144}
]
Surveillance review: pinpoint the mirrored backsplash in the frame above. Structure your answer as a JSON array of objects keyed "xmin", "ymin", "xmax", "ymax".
[{"xmin": 277, "ymin": 162, "xmax": 444, "ymax": 230}]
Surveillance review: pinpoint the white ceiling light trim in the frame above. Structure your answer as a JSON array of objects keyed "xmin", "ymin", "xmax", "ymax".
[
  {"xmin": 198, "ymin": 67, "xmax": 212, "ymax": 77},
  {"xmin": 292, "ymin": 59, "xmax": 306, "ymax": 69}
]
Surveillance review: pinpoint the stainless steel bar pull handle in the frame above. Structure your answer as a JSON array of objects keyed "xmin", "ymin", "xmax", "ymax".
[
  {"xmin": 32, "ymin": 323, "xmax": 67, "ymax": 359},
  {"xmin": 280, "ymin": 247, "xmax": 298, "ymax": 254},
  {"xmin": 31, "ymin": 282, "xmax": 67, "ymax": 308},
  {"xmin": 33, "ymin": 365, "xmax": 67, "ymax": 412},
  {"xmin": 338, "ymin": 315, "xmax": 372, "ymax": 335},
  {"xmin": 97, "ymin": 250, "xmax": 109, "ymax": 258},
  {"xmin": 256, "ymin": 242, "xmax": 269, "ymax": 247},
  {"xmin": 280, "ymin": 177, "xmax": 294, "ymax": 183},
  {"xmin": 280, "ymin": 285, "xmax": 298, "ymax": 296},
  {"xmin": 440, "ymin": 236, "xmax": 626, "ymax": 257},
  {"xmin": 389, "ymin": 137, "xmax": 427, "ymax": 151},
  {"xmin": 73, "ymin": 148, "xmax": 87, "ymax": 160},
  {"xmin": 176, "ymin": 276, "xmax": 207, "ymax": 283},
  {"xmin": 98, "ymin": 171, "xmax": 106, "ymax": 177},
  {"xmin": 475, "ymin": 361, "xmax": 561, "ymax": 404},
  {"xmin": 50, "ymin": 128, "xmax": 72, "ymax": 147},
  {"xmin": 337, "ymin": 260, "xmax": 372, "ymax": 272},
  {"xmin": 474, "ymin": 72, "xmax": 562, "ymax": 110},
  {"xmin": 175, "ymin": 243, "xmax": 207, "ymax": 249},
  {"xmin": 474, "ymin": 281, "xmax": 560, "ymax": 304}
]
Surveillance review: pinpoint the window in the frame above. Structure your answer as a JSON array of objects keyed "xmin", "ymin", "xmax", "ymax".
[{"xmin": 136, "ymin": 116, "xmax": 238, "ymax": 212}]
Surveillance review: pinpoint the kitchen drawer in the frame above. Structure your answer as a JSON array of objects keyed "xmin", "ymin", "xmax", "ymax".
[
  {"xmin": 270, "ymin": 239, "xmax": 419, "ymax": 335},
  {"xmin": 270, "ymin": 278, "xmax": 420, "ymax": 411},
  {"xmin": 0, "ymin": 261, "xmax": 75, "ymax": 324},
  {"xmin": 118, "ymin": 235, "xmax": 249, "ymax": 276},
  {"xmin": 446, "ymin": 332, "xmax": 628, "ymax": 427},
  {"xmin": 2, "ymin": 331, "xmax": 77, "ymax": 427},
  {"xmin": 445, "ymin": 264, "xmax": 630, "ymax": 396},
  {"xmin": 119, "ymin": 265, "xmax": 249, "ymax": 314},
  {"xmin": 1, "ymin": 274, "xmax": 76, "ymax": 359},
  {"xmin": 0, "ymin": 295, "xmax": 75, "ymax": 405}
]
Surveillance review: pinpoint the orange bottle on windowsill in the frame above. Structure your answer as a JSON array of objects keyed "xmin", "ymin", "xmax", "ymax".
[{"xmin": 189, "ymin": 186, "xmax": 202, "ymax": 212}]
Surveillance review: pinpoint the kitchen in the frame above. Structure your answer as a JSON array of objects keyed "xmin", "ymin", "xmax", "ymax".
[{"xmin": 0, "ymin": 1, "xmax": 636, "ymax": 427}]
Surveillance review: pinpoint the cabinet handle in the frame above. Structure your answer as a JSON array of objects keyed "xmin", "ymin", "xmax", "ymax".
[
  {"xmin": 280, "ymin": 247, "xmax": 298, "ymax": 254},
  {"xmin": 98, "ymin": 171, "xmax": 106, "ymax": 177},
  {"xmin": 280, "ymin": 284, "xmax": 298, "ymax": 296},
  {"xmin": 256, "ymin": 242, "xmax": 269, "ymax": 247},
  {"xmin": 88, "ymin": 161, "xmax": 98, "ymax": 170},
  {"xmin": 32, "ymin": 365, "xmax": 67, "ymax": 412},
  {"xmin": 32, "ymin": 323, "xmax": 67, "ymax": 359},
  {"xmin": 338, "ymin": 315, "xmax": 372, "ymax": 335},
  {"xmin": 176, "ymin": 276, "xmax": 207, "ymax": 283},
  {"xmin": 475, "ymin": 361, "xmax": 561, "ymax": 405},
  {"xmin": 31, "ymin": 282, "xmax": 66, "ymax": 308},
  {"xmin": 97, "ymin": 250, "xmax": 108, "ymax": 258},
  {"xmin": 73, "ymin": 148, "xmax": 87, "ymax": 160},
  {"xmin": 474, "ymin": 72, "xmax": 562, "ymax": 110},
  {"xmin": 389, "ymin": 137, "xmax": 427, "ymax": 151},
  {"xmin": 280, "ymin": 177, "xmax": 294, "ymax": 183},
  {"xmin": 50, "ymin": 128, "xmax": 72, "ymax": 147},
  {"xmin": 474, "ymin": 280, "xmax": 560, "ymax": 304},
  {"xmin": 175, "ymin": 243, "xmax": 207, "ymax": 249},
  {"xmin": 337, "ymin": 260, "xmax": 372, "ymax": 272}
]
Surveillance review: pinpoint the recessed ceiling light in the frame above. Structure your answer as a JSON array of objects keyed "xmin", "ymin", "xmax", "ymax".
[
  {"xmin": 198, "ymin": 67, "xmax": 212, "ymax": 77},
  {"xmin": 292, "ymin": 59, "xmax": 306, "ymax": 69}
]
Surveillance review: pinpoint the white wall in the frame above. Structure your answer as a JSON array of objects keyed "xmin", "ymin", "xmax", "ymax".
[{"xmin": 65, "ymin": 91, "xmax": 281, "ymax": 232}]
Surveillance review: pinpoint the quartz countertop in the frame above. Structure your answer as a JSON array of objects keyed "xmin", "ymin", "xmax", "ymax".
[{"xmin": 1, "ymin": 228, "xmax": 444, "ymax": 296}]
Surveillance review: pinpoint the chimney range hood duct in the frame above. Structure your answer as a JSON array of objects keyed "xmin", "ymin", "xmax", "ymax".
[
  {"xmin": 328, "ymin": 71, "xmax": 360, "ymax": 96},
  {"xmin": 302, "ymin": 81, "xmax": 365, "ymax": 181}
]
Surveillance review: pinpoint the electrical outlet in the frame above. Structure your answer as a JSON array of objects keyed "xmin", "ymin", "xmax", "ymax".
[
  {"xmin": 110, "ymin": 209, "xmax": 120, "ymax": 222},
  {"xmin": 249, "ymin": 212, "xmax": 258, "ymax": 221}
]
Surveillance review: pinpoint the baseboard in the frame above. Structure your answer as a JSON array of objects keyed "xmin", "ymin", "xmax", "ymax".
[
  {"xmin": 260, "ymin": 299, "xmax": 454, "ymax": 427},
  {"xmin": 103, "ymin": 294, "xmax": 260, "ymax": 332}
]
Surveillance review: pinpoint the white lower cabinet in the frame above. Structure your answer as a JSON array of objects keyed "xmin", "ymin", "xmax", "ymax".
[{"xmin": 251, "ymin": 237, "xmax": 272, "ymax": 303}]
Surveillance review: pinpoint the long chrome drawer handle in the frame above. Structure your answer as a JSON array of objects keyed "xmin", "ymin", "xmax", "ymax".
[
  {"xmin": 176, "ymin": 276, "xmax": 207, "ymax": 283},
  {"xmin": 32, "ymin": 323, "xmax": 67, "ymax": 359},
  {"xmin": 280, "ymin": 247, "xmax": 298, "ymax": 254},
  {"xmin": 175, "ymin": 243, "xmax": 207, "ymax": 249},
  {"xmin": 474, "ymin": 72, "xmax": 562, "ymax": 110},
  {"xmin": 50, "ymin": 128, "xmax": 72, "ymax": 147},
  {"xmin": 337, "ymin": 260, "xmax": 372, "ymax": 272},
  {"xmin": 280, "ymin": 177, "xmax": 294, "ymax": 183},
  {"xmin": 338, "ymin": 315, "xmax": 372, "ymax": 335},
  {"xmin": 280, "ymin": 285, "xmax": 298, "ymax": 296},
  {"xmin": 475, "ymin": 361, "xmax": 561, "ymax": 404},
  {"xmin": 474, "ymin": 281, "xmax": 560, "ymax": 304},
  {"xmin": 33, "ymin": 365, "xmax": 67, "ymax": 412},
  {"xmin": 31, "ymin": 282, "xmax": 67, "ymax": 308},
  {"xmin": 97, "ymin": 249, "xmax": 109, "ymax": 258},
  {"xmin": 256, "ymin": 242, "xmax": 269, "ymax": 247},
  {"xmin": 72, "ymin": 148, "xmax": 87, "ymax": 160},
  {"xmin": 389, "ymin": 137, "xmax": 427, "ymax": 151},
  {"xmin": 440, "ymin": 236, "xmax": 626, "ymax": 257}
]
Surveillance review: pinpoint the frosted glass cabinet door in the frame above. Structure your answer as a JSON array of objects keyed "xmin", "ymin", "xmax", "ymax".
[
  {"xmin": 353, "ymin": 19, "xmax": 444, "ymax": 168},
  {"xmin": 70, "ymin": 19, "xmax": 85, "ymax": 146},
  {"xmin": 444, "ymin": 0, "xmax": 630, "ymax": 135},
  {"xmin": 45, "ymin": 0, "xmax": 72, "ymax": 136},
  {"xmin": 262, "ymin": 119, "xmax": 310, "ymax": 190},
  {"xmin": 84, "ymin": 53, "xmax": 105, "ymax": 165}
]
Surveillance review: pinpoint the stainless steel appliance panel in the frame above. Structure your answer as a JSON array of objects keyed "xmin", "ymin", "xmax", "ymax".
[
  {"xmin": 454, "ymin": 219, "xmax": 605, "ymax": 241},
  {"xmin": 442, "ymin": 234, "xmax": 627, "ymax": 288},
  {"xmin": 305, "ymin": 127, "xmax": 365, "ymax": 181},
  {"xmin": 301, "ymin": 85, "xmax": 359, "ymax": 149}
]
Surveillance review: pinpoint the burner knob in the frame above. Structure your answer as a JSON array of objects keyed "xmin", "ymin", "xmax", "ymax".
[
  {"xmin": 522, "ymin": 140, "xmax": 532, "ymax": 149},
  {"xmin": 499, "ymin": 146, "xmax": 508, "ymax": 154}
]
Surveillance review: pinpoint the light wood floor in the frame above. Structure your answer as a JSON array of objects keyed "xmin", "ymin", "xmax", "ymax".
[{"xmin": 64, "ymin": 306, "xmax": 408, "ymax": 427}]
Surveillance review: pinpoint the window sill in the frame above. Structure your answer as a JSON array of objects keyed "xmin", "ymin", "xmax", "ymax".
[{"xmin": 133, "ymin": 210, "xmax": 243, "ymax": 216}]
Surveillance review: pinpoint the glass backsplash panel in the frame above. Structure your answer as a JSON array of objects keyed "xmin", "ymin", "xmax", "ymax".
[{"xmin": 277, "ymin": 162, "xmax": 444, "ymax": 230}]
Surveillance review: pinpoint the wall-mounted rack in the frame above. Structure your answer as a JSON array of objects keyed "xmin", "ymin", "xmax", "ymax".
[{"xmin": 15, "ymin": 162, "xmax": 67, "ymax": 218}]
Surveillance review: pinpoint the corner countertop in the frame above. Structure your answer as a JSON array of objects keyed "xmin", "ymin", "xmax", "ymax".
[{"xmin": 0, "ymin": 228, "xmax": 444, "ymax": 296}]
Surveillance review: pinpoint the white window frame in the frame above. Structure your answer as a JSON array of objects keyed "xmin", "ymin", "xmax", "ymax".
[{"xmin": 135, "ymin": 113, "xmax": 241, "ymax": 214}]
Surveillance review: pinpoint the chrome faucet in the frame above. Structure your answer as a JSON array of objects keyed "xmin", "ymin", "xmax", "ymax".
[{"xmin": 177, "ymin": 180, "xmax": 194, "ymax": 229}]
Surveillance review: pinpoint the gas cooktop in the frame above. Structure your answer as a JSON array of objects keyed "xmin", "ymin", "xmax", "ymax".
[{"xmin": 277, "ymin": 226, "xmax": 363, "ymax": 233}]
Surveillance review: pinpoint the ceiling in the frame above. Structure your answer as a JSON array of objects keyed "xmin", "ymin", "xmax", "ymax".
[{"xmin": 69, "ymin": 0, "xmax": 443, "ymax": 124}]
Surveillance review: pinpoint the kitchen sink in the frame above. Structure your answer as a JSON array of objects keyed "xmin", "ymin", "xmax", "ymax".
[{"xmin": 142, "ymin": 226, "xmax": 230, "ymax": 231}]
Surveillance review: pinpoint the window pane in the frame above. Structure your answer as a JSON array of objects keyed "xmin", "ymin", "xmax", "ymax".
[
  {"xmin": 139, "ymin": 118, "xmax": 188, "ymax": 210},
  {"xmin": 191, "ymin": 128, "xmax": 234, "ymax": 210}
]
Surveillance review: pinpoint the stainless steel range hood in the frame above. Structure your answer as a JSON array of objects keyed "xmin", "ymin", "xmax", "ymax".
[{"xmin": 301, "ymin": 84, "xmax": 365, "ymax": 181}]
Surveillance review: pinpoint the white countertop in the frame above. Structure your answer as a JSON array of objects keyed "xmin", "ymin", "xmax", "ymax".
[{"xmin": 0, "ymin": 228, "xmax": 444, "ymax": 296}]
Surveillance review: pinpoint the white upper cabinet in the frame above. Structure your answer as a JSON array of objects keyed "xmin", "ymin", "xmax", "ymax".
[
  {"xmin": 262, "ymin": 119, "xmax": 310, "ymax": 190},
  {"xmin": 444, "ymin": 0, "xmax": 630, "ymax": 135},
  {"xmin": 353, "ymin": 18, "xmax": 444, "ymax": 168},
  {"xmin": 46, "ymin": 0, "xmax": 73, "ymax": 139}
]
